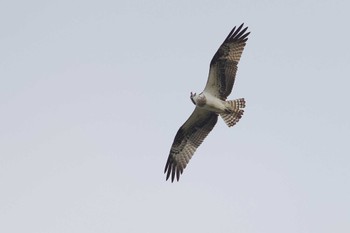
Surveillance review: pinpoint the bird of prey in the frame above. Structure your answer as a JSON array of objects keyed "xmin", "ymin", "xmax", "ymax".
[{"xmin": 164, "ymin": 23, "xmax": 250, "ymax": 182}]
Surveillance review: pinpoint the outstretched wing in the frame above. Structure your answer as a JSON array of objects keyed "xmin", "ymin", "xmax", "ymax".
[
  {"xmin": 204, "ymin": 23, "xmax": 250, "ymax": 100},
  {"xmin": 164, "ymin": 108, "xmax": 218, "ymax": 182}
]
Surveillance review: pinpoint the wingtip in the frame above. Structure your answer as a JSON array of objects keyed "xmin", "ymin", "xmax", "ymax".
[
  {"xmin": 226, "ymin": 23, "xmax": 250, "ymax": 43},
  {"xmin": 164, "ymin": 159, "xmax": 182, "ymax": 182},
  {"xmin": 238, "ymin": 23, "xmax": 248, "ymax": 30},
  {"xmin": 237, "ymin": 23, "xmax": 244, "ymax": 31}
]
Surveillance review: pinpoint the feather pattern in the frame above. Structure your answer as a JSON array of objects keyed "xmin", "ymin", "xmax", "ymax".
[
  {"xmin": 164, "ymin": 108, "xmax": 218, "ymax": 182},
  {"xmin": 204, "ymin": 23, "xmax": 250, "ymax": 100}
]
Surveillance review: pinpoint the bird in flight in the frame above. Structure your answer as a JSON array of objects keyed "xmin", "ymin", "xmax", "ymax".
[{"xmin": 164, "ymin": 23, "xmax": 250, "ymax": 182}]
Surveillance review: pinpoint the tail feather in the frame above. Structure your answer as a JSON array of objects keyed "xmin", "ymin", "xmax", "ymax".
[{"xmin": 220, "ymin": 98, "xmax": 245, "ymax": 127}]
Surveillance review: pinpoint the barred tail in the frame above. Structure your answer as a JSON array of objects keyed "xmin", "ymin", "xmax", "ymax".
[{"xmin": 220, "ymin": 98, "xmax": 245, "ymax": 127}]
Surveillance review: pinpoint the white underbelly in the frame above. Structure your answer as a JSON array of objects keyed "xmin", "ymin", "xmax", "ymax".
[{"xmin": 201, "ymin": 94, "xmax": 226, "ymax": 113}]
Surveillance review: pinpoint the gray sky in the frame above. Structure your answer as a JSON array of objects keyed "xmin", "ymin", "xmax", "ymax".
[{"xmin": 1, "ymin": 0, "xmax": 349, "ymax": 232}]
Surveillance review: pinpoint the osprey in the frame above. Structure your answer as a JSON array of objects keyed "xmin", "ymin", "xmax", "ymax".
[{"xmin": 164, "ymin": 23, "xmax": 250, "ymax": 182}]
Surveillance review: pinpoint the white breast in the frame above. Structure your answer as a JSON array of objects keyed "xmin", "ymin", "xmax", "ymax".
[{"xmin": 201, "ymin": 92, "xmax": 226, "ymax": 113}]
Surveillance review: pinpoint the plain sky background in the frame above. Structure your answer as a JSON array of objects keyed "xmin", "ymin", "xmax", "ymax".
[{"xmin": 1, "ymin": 0, "xmax": 349, "ymax": 232}]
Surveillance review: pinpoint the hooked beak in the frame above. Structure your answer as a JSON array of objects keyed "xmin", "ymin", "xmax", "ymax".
[{"xmin": 190, "ymin": 92, "xmax": 196, "ymax": 105}]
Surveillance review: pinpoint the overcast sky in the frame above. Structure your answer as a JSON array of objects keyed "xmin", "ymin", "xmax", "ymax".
[{"xmin": 1, "ymin": 0, "xmax": 349, "ymax": 232}]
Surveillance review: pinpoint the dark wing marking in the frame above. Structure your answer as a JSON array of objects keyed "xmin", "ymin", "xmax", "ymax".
[
  {"xmin": 204, "ymin": 23, "xmax": 250, "ymax": 100},
  {"xmin": 164, "ymin": 108, "xmax": 218, "ymax": 182}
]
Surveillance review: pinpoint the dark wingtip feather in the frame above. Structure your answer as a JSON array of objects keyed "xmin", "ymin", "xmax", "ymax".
[
  {"xmin": 164, "ymin": 156, "xmax": 182, "ymax": 182},
  {"xmin": 230, "ymin": 23, "xmax": 244, "ymax": 39},
  {"xmin": 171, "ymin": 166, "xmax": 176, "ymax": 182},
  {"xmin": 225, "ymin": 23, "xmax": 250, "ymax": 43},
  {"xmin": 176, "ymin": 169, "xmax": 180, "ymax": 182},
  {"xmin": 164, "ymin": 158, "xmax": 172, "ymax": 181},
  {"xmin": 224, "ymin": 25, "xmax": 237, "ymax": 41}
]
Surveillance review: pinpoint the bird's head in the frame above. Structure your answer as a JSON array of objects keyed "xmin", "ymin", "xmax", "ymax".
[{"xmin": 190, "ymin": 92, "xmax": 197, "ymax": 105}]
